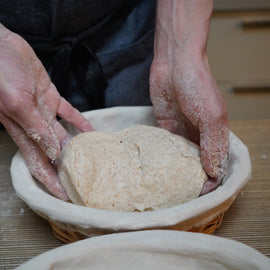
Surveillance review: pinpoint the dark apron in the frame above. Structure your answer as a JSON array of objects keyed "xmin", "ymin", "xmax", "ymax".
[{"xmin": 0, "ymin": 0, "xmax": 156, "ymax": 112}]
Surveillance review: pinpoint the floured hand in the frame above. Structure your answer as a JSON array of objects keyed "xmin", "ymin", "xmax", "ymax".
[
  {"xmin": 150, "ymin": 0, "xmax": 230, "ymax": 193},
  {"xmin": 150, "ymin": 58, "xmax": 229, "ymax": 193},
  {"xmin": 0, "ymin": 24, "xmax": 94, "ymax": 200}
]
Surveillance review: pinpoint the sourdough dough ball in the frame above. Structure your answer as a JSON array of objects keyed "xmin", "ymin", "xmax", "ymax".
[{"xmin": 58, "ymin": 125, "xmax": 207, "ymax": 211}]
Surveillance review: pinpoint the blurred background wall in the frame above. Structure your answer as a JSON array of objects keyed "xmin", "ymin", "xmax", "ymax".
[{"xmin": 207, "ymin": 0, "xmax": 270, "ymax": 119}]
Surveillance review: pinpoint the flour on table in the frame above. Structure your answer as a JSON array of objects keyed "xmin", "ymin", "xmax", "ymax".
[{"xmin": 58, "ymin": 125, "xmax": 207, "ymax": 211}]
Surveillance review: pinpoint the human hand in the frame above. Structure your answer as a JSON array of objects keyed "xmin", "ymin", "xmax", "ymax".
[
  {"xmin": 150, "ymin": 56, "xmax": 229, "ymax": 194},
  {"xmin": 150, "ymin": 0, "xmax": 230, "ymax": 193},
  {"xmin": 0, "ymin": 24, "xmax": 94, "ymax": 200}
]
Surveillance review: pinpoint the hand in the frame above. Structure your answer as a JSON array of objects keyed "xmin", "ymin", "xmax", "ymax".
[
  {"xmin": 150, "ymin": 0, "xmax": 230, "ymax": 193},
  {"xmin": 150, "ymin": 56, "xmax": 229, "ymax": 193},
  {"xmin": 0, "ymin": 24, "xmax": 94, "ymax": 200}
]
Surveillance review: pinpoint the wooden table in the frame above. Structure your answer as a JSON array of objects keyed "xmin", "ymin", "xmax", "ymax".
[{"xmin": 0, "ymin": 119, "xmax": 269, "ymax": 269}]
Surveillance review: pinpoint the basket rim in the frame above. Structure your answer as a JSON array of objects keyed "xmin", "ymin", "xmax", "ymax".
[{"xmin": 16, "ymin": 230, "xmax": 270, "ymax": 270}]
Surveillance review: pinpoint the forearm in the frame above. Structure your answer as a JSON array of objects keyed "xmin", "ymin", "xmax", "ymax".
[
  {"xmin": 154, "ymin": 0, "xmax": 214, "ymax": 63},
  {"xmin": 151, "ymin": 0, "xmax": 229, "ymax": 184}
]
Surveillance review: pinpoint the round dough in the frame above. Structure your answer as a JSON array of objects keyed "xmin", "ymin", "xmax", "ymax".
[{"xmin": 58, "ymin": 125, "xmax": 207, "ymax": 211}]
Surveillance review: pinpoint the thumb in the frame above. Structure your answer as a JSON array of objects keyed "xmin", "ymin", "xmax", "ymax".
[{"xmin": 199, "ymin": 119, "xmax": 229, "ymax": 179}]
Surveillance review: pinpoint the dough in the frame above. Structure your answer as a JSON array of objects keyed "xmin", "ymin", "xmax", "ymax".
[{"xmin": 58, "ymin": 125, "xmax": 207, "ymax": 211}]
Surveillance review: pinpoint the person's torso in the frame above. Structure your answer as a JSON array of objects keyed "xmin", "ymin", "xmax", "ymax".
[
  {"xmin": 0, "ymin": 0, "xmax": 156, "ymax": 111},
  {"xmin": 0, "ymin": 0, "xmax": 128, "ymax": 39}
]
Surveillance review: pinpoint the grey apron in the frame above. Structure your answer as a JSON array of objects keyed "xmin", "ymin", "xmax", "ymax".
[{"xmin": 0, "ymin": 0, "xmax": 156, "ymax": 112}]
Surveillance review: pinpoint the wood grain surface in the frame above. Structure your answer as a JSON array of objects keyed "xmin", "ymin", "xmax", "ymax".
[{"xmin": 0, "ymin": 119, "xmax": 269, "ymax": 269}]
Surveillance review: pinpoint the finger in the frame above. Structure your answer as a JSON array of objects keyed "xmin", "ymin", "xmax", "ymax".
[
  {"xmin": 7, "ymin": 105, "xmax": 61, "ymax": 160},
  {"xmin": 154, "ymin": 110, "xmax": 199, "ymax": 143},
  {"xmin": 149, "ymin": 63, "xmax": 177, "ymax": 119},
  {"xmin": 200, "ymin": 175, "xmax": 222, "ymax": 195},
  {"xmin": 156, "ymin": 118, "xmax": 188, "ymax": 138},
  {"xmin": 58, "ymin": 97, "xmax": 94, "ymax": 132},
  {"xmin": 33, "ymin": 83, "xmax": 70, "ymax": 149},
  {"xmin": 150, "ymin": 68, "xmax": 181, "ymax": 133},
  {"xmin": 157, "ymin": 119, "xmax": 180, "ymax": 133},
  {"xmin": 150, "ymin": 64, "xmax": 200, "ymax": 141},
  {"xmin": 52, "ymin": 119, "xmax": 73, "ymax": 149},
  {"xmin": 200, "ymin": 118, "xmax": 230, "ymax": 179},
  {"xmin": 0, "ymin": 113, "xmax": 68, "ymax": 200},
  {"xmin": 14, "ymin": 38, "xmax": 70, "ymax": 150}
]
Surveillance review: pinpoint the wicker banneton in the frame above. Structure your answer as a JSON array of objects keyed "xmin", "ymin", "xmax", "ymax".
[
  {"xmin": 49, "ymin": 213, "xmax": 224, "ymax": 244},
  {"xmin": 11, "ymin": 107, "xmax": 252, "ymax": 246}
]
